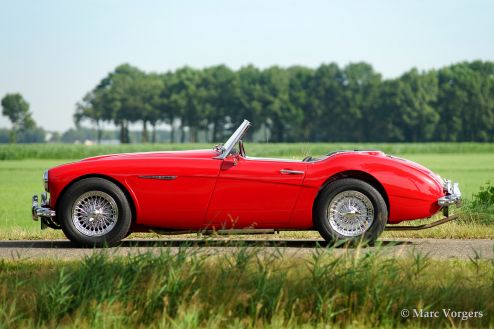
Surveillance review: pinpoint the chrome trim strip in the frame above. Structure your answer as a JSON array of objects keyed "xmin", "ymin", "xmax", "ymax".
[
  {"xmin": 138, "ymin": 175, "xmax": 177, "ymax": 180},
  {"xmin": 279, "ymin": 169, "xmax": 305, "ymax": 175}
]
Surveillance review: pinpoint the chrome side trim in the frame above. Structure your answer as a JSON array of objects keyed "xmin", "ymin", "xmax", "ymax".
[
  {"xmin": 138, "ymin": 175, "xmax": 177, "ymax": 180},
  {"xmin": 279, "ymin": 169, "xmax": 305, "ymax": 175},
  {"xmin": 150, "ymin": 228, "xmax": 276, "ymax": 235}
]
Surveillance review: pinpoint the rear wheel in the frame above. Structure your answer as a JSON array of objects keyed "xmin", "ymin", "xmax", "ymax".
[
  {"xmin": 58, "ymin": 178, "xmax": 132, "ymax": 247},
  {"xmin": 314, "ymin": 178, "xmax": 387, "ymax": 246}
]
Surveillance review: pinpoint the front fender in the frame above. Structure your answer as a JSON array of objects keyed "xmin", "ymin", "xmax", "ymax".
[{"xmin": 47, "ymin": 161, "xmax": 141, "ymax": 220}]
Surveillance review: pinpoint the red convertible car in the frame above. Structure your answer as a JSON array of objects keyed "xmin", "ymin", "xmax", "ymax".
[{"xmin": 32, "ymin": 120, "xmax": 461, "ymax": 247}]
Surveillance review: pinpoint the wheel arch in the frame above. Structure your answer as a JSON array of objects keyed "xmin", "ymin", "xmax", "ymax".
[
  {"xmin": 313, "ymin": 170, "xmax": 390, "ymax": 219},
  {"xmin": 55, "ymin": 174, "xmax": 137, "ymax": 224}
]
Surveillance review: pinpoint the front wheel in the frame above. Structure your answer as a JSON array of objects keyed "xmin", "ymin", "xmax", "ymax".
[
  {"xmin": 58, "ymin": 178, "xmax": 132, "ymax": 247},
  {"xmin": 314, "ymin": 178, "xmax": 388, "ymax": 246}
]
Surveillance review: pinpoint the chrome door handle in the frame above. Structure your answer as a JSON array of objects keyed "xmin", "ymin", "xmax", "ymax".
[{"xmin": 280, "ymin": 169, "xmax": 305, "ymax": 175}]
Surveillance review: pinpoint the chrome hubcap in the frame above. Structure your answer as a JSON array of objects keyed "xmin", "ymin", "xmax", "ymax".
[
  {"xmin": 327, "ymin": 191, "xmax": 374, "ymax": 237},
  {"xmin": 72, "ymin": 191, "xmax": 118, "ymax": 237}
]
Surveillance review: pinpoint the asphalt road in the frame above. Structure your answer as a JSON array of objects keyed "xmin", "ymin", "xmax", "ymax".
[{"xmin": 0, "ymin": 238, "xmax": 493, "ymax": 260}]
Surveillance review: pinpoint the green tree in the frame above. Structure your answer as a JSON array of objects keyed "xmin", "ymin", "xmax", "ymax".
[
  {"xmin": 128, "ymin": 72, "xmax": 163, "ymax": 143},
  {"xmin": 167, "ymin": 67, "xmax": 203, "ymax": 142},
  {"xmin": 341, "ymin": 63, "xmax": 382, "ymax": 141},
  {"xmin": 146, "ymin": 73, "xmax": 165, "ymax": 143},
  {"xmin": 369, "ymin": 70, "xmax": 438, "ymax": 142},
  {"xmin": 397, "ymin": 69, "xmax": 439, "ymax": 142},
  {"xmin": 311, "ymin": 63, "xmax": 345, "ymax": 141},
  {"xmin": 158, "ymin": 72, "xmax": 180, "ymax": 143},
  {"xmin": 236, "ymin": 65, "xmax": 264, "ymax": 139},
  {"xmin": 1, "ymin": 93, "xmax": 36, "ymax": 143},
  {"xmin": 110, "ymin": 64, "xmax": 146, "ymax": 143},
  {"xmin": 82, "ymin": 64, "xmax": 144, "ymax": 143},
  {"xmin": 369, "ymin": 79, "xmax": 406, "ymax": 142},
  {"xmin": 435, "ymin": 62, "xmax": 494, "ymax": 142},
  {"xmin": 200, "ymin": 65, "xmax": 239, "ymax": 142},
  {"xmin": 259, "ymin": 66, "xmax": 303, "ymax": 142},
  {"xmin": 287, "ymin": 66, "xmax": 314, "ymax": 141},
  {"xmin": 74, "ymin": 91, "xmax": 107, "ymax": 143}
]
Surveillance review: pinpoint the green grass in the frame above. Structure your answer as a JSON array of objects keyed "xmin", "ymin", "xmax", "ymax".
[
  {"xmin": 1, "ymin": 142, "xmax": 494, "ymax": 160},
  {"xmin": 0, "ymin": 144, "xmax": 493, "ymax": 237},
  {"xmin": 0, "ymin": 247, "xmax": 492, "ymax": 328},
  {"xmin": 0, "ymin": 159, "xmax": 68, "ymax": 230}
]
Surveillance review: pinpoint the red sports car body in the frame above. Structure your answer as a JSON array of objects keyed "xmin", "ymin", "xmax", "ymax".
[{"xmin": 32, "ymin": 120, "xmax": 461, "ymax": 246}]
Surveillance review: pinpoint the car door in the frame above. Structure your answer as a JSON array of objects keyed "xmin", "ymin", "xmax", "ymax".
[
  {"xmin": 125, "ymin": 157, "xmax": 221, "ymax": 229},
  {"xmin": 204, "ymin": 156, "xmax": 307, "ymax": 229}
]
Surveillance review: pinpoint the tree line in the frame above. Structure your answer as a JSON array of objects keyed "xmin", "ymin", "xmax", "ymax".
[
  {"xmin": 2, "ymin": 61, "xmax": 493, "ymax": 144},
  {"xmin": 75, "ymin": 60, "xmax": 494, "ymax": 143}
]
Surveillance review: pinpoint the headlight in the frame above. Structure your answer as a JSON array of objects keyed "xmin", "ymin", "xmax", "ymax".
[{"xmin": 43, "ymin": 170, "xmax": 49, "ymax": 192}]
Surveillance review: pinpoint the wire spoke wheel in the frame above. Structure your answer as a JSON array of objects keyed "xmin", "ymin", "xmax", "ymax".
[
  {"xmin": 71, "ymin": 191, "xmax": 118, "ymax": 237},
  {"xmin": 327, "ymin": 190, "xmax": 374, "ymax": 237}
]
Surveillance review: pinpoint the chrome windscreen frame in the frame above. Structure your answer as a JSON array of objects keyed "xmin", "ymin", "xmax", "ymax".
[{"xmin": 214, "ymin": 119, "xmax": 251, "ymax": 160}]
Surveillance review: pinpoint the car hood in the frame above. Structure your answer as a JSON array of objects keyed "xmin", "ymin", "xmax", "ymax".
[{"xmin": 80, "ymin": 149, "xmax": 220, "ymax": 162}]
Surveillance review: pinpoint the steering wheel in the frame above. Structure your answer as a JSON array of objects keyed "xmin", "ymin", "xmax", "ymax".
[{"xmin": 238, "ymin": 140, "xmax": 246, "ymax": 157}]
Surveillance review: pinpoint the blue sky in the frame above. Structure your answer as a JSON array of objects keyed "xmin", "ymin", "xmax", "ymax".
[{"xmin": 1, "ymin": 0, "xmax": 493, "ymax": 131}]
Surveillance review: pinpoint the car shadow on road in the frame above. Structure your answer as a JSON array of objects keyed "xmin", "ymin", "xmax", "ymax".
[{"xmin": 0, "ymin": 239, "xmax": 414, "ymax": 249}]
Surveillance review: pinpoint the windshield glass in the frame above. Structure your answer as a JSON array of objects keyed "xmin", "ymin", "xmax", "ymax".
[{"xmin": 218, "ymin": 120, "xmax": 251, "ymax": 158}]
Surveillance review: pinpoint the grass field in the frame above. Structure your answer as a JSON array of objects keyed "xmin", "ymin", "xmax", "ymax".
[
  {"xmin": 2, "ymin": 142, "xmax": 494, "ymax": 160},
  {"xmin": 0, "ymin": 247, "xmax": 492, "ymax": 328},
  {"xmin": 0, "ymin": 143, "xmax": 493, "ymax": 238}
]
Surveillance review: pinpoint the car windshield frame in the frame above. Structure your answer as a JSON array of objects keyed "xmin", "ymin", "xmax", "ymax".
[{"xmin": 215, "ymin": 119, "xmax": 251, "ymax": 159}]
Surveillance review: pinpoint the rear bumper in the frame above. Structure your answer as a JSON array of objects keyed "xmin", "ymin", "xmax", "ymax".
[
  {"xmin": 437, "ymin": 180, "xmax": 461, "ymax": 207},
  {"xmin": 32, "ymin": 193, "xmax": 56, "ymax": 221}
]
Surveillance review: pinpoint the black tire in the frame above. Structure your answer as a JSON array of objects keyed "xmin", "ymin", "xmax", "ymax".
[
  {"xmin": 314, "ymin": 178, "xmax": 387, "ymax": 246},
  {"xmin": 58, "ymin": 178, "xmax": 132, "ymax": 247}
]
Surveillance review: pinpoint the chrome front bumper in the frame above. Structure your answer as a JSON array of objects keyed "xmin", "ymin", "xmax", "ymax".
[
  {"xmin": 32, "ymin": 193, "xmax": 56, "ymax": 221},
  {"xmin": 437, "ymin": 180, "xmax": 462, "ymax": 207}
]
